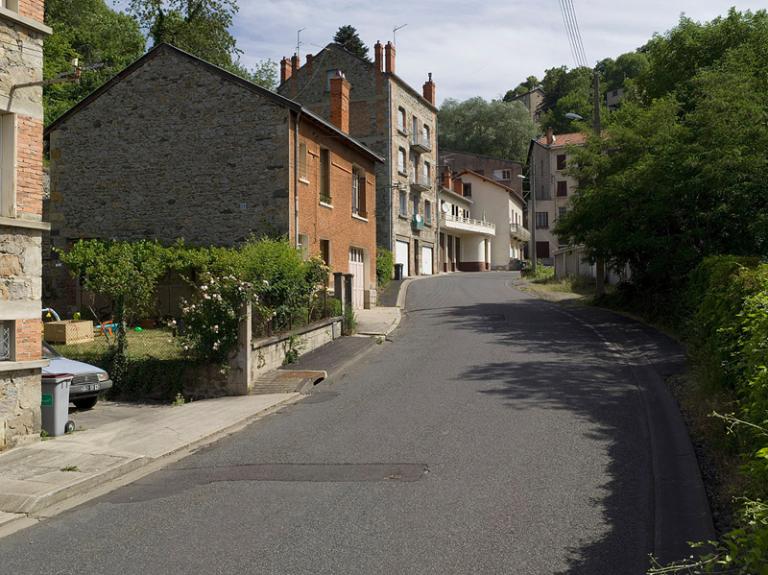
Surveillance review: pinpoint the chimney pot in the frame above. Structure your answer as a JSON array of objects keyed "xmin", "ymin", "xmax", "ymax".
[
  {"xmin": 280, "ymin": 57, "xmax": 291, "ymax": 83},
  {"xmin": 384, "ymin": 41, "xmax": 396, "ymax": 75},
  {"xmin": 453, "ymin": 177, "xmax": 463, "ymax": 196},
  {"xmin": 374, "ymin": 41, "xmax": 383, "ymax": 73},
  {"xmin": 330, "ymin": 71, "xmax": 351, "ymax": 134},
  {"xmin": 422, "ymin": 72, "xmax": 436, "ymax": 105}
]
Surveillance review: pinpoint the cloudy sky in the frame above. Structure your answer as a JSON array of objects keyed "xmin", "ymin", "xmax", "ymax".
[{"xmin": 231, "ymin": 1, "xmax": 765, "ymax": 103}]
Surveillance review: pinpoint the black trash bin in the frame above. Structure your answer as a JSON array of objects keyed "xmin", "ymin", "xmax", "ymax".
[{"xmin": 394, "ymin": 263, "xmax": 404, "ymax": 281}]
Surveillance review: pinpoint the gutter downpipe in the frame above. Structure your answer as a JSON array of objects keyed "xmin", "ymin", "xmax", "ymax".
[
  {"xmin": 387, "ymin": 80, "xmax": 394, "ymax": 254},
  {"xmin": 293, "ymin": 109, "xmax": 302, "ymax": 249}
]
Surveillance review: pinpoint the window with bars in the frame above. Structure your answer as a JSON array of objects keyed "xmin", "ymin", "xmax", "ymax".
[{"xmin": 0, "ymin": 321, "xmax": 12, "ymax": 361}]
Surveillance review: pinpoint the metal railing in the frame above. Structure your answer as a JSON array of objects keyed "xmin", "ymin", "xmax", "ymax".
[
  {"xmin": 410, "ymin": 173, "xmax": 432, "ymax": 190},
  {"xmin": 510, "ymin": 223, "xmax": 531, "ymax": 241},
  {"xmin": 411, "ymin": 133, "xmax": 432, "ymax": 152},
  {"xmin": 441, "ymin": 213, "xmax": 496, "ymax": 232}
]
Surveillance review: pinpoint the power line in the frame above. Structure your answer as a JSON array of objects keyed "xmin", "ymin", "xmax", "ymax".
[
  {"xmin": 558, "ymin": 0, "xmax": 579, "ymax": 68},
  {"xmin": 564, "ymin": 0, "xmax": 588, "ymax": 66}
]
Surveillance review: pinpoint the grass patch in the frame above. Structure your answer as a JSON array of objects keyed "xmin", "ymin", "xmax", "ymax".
[
  {"xmin": 60, "ymin": 465, "xmax": 80, "ymax": 472},
  {"xmin": 52, "ymin": 328, "xmax": 184, "ymax": 364}
]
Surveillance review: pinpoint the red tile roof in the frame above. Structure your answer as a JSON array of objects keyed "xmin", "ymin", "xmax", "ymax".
[{"xmin": 536, "ymin": 132, "xmax": 588, "ymax": 148}]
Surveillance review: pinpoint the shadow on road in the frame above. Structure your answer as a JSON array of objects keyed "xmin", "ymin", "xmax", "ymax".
[{"xmin": 413, "ymin": 296, "xmax": 688, "ymax": 574}]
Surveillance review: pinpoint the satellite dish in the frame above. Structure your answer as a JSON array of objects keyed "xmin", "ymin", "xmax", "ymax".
[
  {"xmin": 441, "ymin": 203, "xmax": 450, "ymax": 213},
  {"xmin": 415, "ymin": 214, "xmax": 423, "ymax": 223}
]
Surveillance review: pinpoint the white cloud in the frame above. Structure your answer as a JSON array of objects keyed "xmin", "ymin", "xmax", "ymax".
[{"xmin": 157, "ymin": 1, "xmax": 768, "ymax": 103}]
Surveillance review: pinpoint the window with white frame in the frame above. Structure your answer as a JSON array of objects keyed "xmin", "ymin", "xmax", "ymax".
[
  {"xmin": 1, "ymin": 1, "xmax": 19, "ymax": 12},
  {"xmin": 422, "ymin": 161, "xmax": 430, "ymax": 185},
  {"xmin": 397, "ymin": 107, "xmax": 406, "ymax": 132},
  {"xmin": 0, "ymin": 321, "xmax": 12, "ymax": 361},
  {"xmin": 423, "ymin": 124, "xmax": 430, "ymax": 144},
  {"xmin": 0, "ymin": 113, "xmax": 16, "ymax": 218}
]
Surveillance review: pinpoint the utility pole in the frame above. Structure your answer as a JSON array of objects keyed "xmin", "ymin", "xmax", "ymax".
[{"xmin": 592, "ymin": 70, "xmax": 606, "ymax": 297}]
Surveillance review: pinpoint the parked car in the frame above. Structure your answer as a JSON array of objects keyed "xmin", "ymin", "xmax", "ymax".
[{"xmin": 42, "ymin": 343, "xmax": 113, "ymax": 410}]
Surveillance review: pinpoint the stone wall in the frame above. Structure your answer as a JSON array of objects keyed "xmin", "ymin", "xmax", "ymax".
[
  {"xmin": 46, "ymin": 46, "xmax": 294, "ymax": 313},
  {"xmin": 0, "ymin": 370, "xmax": 40, "ymax": 449},
  {"xmin": 0, "ymin": 7, "xmax": 47, "ymax": 451}
]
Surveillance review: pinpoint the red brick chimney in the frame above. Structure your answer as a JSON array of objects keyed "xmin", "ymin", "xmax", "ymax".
[
  {"xmin": 291, "ymin": 53, "xmax": 300, "ymax": 77},
  {"xmin": 385, "ymin": 41, "xmax": 395, "ymax": 74},
  {"xmin": 441, "ymin": 166, "xmax": 451, "ymax": 190},
  {"xmin": 280, "ymin": 57, "xmax": 291, "ymax": 83},
  {"xmin": 374, "ymin": 41, "xmax": 383, "ymax": 73},
  {"xmin": 453, "ymin": 177, "xmax": 463, "ymax": 196},
  {"xmin": 546, "ymin": 127, "xmax": 554, "ymax": 145},
  {"xmin": 423, "ymin": 72, "xmax": 436, "ymax": 105},
  {"xmin": 330, "ymin": 71, "xmax": 351, "ymax": 134}
]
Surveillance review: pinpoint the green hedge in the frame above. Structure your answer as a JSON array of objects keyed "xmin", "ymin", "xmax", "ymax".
[
  {"xmin": 376, "ymin": 248, "xmax": 394, "ymax": 288},
  {"xmin": 675, "ymin": 255, "xmax": 768, "ymax": 573}
]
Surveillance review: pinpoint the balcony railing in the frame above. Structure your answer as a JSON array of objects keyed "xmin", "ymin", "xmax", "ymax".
[
  {"xmin": 411, "ymin": 133, "xmax": 432, "ymax": 153},
  {"xmin": 410, "ymin": 173, "xmax": 432, "ymax": 192},
  {"xmin": 441, "ymin": 213, "xmax": 496, "ymax": 235},
  {"xmin": 510, "ymin": 223, "xmax": 531, "ymax": 242}
]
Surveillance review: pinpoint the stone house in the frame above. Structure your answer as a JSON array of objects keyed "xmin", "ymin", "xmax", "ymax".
[
  {"xmin": 0, "ymin": 0, "xmax": 50, "ymax": 450},
  {"xmin": 527, "ymin": 128, "xmax": 587, "ymax": 264},
  {"xmin": 278, "ymin": 41, "xmax": 438, "ymax": 278},
  {"xmin": 440, "ymin": 150, "xmax": 524, "ymax": 197},
  {"xmin": 510, "ymin": 87, "xmax": 545, "ymax": 123},
  {"xmin": 45, "ymin": 44, "xmax": 381, "ymax": 313}
]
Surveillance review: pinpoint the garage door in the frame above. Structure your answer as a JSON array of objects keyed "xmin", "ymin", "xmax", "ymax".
[
  {"xmin": 421, "ymin": 246, "xmax": 433, "ymax": 276},
  {"xmin": 349, "ymin": 248, "xmax": 365, "ymax": 309},
  {"xmin": 395, "ymin": 240, "xmax": 409, "ymax": 277}
]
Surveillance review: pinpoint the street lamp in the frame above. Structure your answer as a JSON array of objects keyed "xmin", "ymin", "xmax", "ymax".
[{"xmin": 518, "ymin": 172, "xmax": 536, "ymax": 273}]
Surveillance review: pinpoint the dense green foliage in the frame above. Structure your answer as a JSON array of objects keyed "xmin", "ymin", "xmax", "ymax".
[
  {"xmin": 59, "ymin": 238, "xmax": 333, "ymax": 379},
  {"xmin": 557, "ymin": 9, "xmax": 768, "ymax": 320},
  {"xmin": 43, "ymin": 0, "xmax": 276, "ymax": 126},
  {"xmin": 438, "ymin": 97, "xmax": 536, "ymax": 161},
  {"xmin": 648, "ymin": 256, "xmax": 768, "ymax": 574},
  {"xmin": 44, "ymin": 0, "xmax": 146, "ymax": 126},
  {"xmin": 376, "ymin": 248, "xmax": 394, "ymax": 288},
  {"xmin": 128, "ymin": 0, "xmax": 276, "ymax": 87},
  {"xmin": 58, "ymin": 240, "xmax": 167, "ymax": 387},
  {"xmin": 333, "ymin": 25, "xmax": 369, "ymax": 61},
  {"xmin": 502, "ymin": 75, "xmax": 540, "ymax": 101}
]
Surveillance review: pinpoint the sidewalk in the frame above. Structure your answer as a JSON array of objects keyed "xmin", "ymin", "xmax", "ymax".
[
  {"xmin": 0, "ymin": 279, "xmax": 416, "ymax": 537},
  {"xmin": 0, "ymin": 393, "xmax": 297, "ymax": 529}
]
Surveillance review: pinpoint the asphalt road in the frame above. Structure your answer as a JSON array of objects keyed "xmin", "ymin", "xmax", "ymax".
[{"xmin": 0, "ymin": 273, "xmax": 711, "ymax": 574}]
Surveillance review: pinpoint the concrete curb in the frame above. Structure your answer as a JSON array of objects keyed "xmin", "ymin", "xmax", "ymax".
[
  {"xmin": 0, "ymin": 394, "xmax": 302, "ymax": 539},
  {"xmin": 544, "ymin": 302, "xmax": 715, "ymax": 563}
]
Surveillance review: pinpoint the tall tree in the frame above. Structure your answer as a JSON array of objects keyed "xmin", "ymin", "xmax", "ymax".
[
  {"xmin": 503, "ymin": 75, "xmax": 540, "ymax": 101},
  {"xmin": 438, "ymin": 97, "xmax": 536, "ymax": 161},
  {"xmin": 556, "ymin": 9, "xmax": 768, "ymax": 314},
  {"xmin": 44, "ymin": 0, "xmax": 146, "ymax": 126},
  {"xmin": 128, "ymin": 0, "xmax": 276, "ymax": 89},
  {"xmin": 333, "ymin": 25, "xmax": 369, "ymax": 61}
]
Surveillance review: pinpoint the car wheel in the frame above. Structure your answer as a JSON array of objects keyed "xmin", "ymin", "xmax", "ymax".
[{"xmin": 73, "ymin": 396, "xmax": 98, "ymax": 410}]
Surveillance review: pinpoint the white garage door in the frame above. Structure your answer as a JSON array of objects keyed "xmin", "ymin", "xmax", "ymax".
[
  {"xmin": 349, "ymin": 248, "xmax": 365, "ymax": 309},
  {"xmin": 395, "ymin": 240, "xmax": 409, "ymax": 277},
  {"xmin": 421, "ymin": 246, "xmax": 433, "ymax": 276}
]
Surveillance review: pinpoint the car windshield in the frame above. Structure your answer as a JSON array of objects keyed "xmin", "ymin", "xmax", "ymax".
[{"xmin": 42, "ymin": 342, "xmax": 61, "ymax": 359}]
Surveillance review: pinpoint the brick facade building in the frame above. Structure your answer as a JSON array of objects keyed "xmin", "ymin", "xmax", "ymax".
[
  {"xmin": 0, "ymin": 0, "xmax": 51, "ymax": 449},
  {"xmin": 279, "ymin": 42, "xmax": 438, "ymax": 277},
  {"xmin": 46, "ymin": 44, "xmax": 380, "ymax": 313}
]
